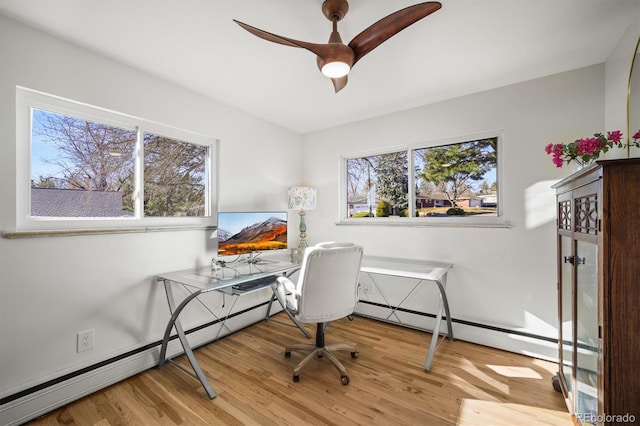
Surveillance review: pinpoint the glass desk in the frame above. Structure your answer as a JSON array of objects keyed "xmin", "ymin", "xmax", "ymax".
[
  {"xmin": 156, "ymin": 256, "xmax": 308, "ymax": 399},
  {"xmin": 359, "ymin": 256, "xmax": 454, "ymax": 371}
]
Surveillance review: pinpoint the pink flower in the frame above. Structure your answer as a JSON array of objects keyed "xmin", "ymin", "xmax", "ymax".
[
  {"xmin": 576, "ymin": 137, "xmax": 602, "ymax": 156},
  {"xmin": 545, "ymin": 143, "xmax": 563, "ymax": 154},
  {"xmin": 545, "ymin": 143, "xmax": 565, "ymax": 167},
  {"xmin": 552, "ymin": 154, "xmax": 563, "ymax": 167},
  {"xmin": 607, "ymin": 130, "xmax": 623, "ymax": 144},
  {"xmin": 544, "ymin": 130, "xmax": 634, "ymax": 168},
  {"xmin": 544, "ymin": 143, "xmax": 553, "ymax": 154}
]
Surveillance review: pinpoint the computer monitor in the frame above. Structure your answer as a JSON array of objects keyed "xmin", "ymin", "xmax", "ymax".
[{"xmin": 217, "ymin": 211, "xmax": 288, "ymax": 257}]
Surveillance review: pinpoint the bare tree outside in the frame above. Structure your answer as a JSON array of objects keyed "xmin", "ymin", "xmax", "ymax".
[
  {"xmin": 143, "ymin": 134, "xmax": 207, "ymax": 217},
  {"xmin": 32, "ymin": 109, "xmax": 137, "ymax": 192},
  {"xmin": 346, "ymin": 156, "xmax": 377, "ymax": 215},
  {"xmin": 31, "ymin": 108, "xmax": 208, "ymax": 218}
]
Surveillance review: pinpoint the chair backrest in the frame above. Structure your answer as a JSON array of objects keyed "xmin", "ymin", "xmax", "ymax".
[{"xmin": 294, "ymin": 242, "xmax": 364, "ymax": 323}]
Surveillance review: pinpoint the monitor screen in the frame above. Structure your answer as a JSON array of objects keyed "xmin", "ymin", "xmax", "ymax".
[{"xmin": 217, "ymin": 211, "xmax": 288, "ymax": 256}]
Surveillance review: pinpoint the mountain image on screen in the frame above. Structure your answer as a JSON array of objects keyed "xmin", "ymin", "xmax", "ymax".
[{"xmin": 218, "ymin": 215, "xmax": 287, "ymax": 255}]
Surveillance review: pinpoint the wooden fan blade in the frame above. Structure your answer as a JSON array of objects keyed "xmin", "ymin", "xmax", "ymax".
[
  {"xmin": 234, "ymin": 19, "xmax": 333, "ymax": 59},
  {"xmin": 234, "ymin": 19, "xmax": 302, "ymax": 48},
  {"xmin": 331, "ymin": 75, "xmax": 348, "ymax": 93},
  {"xmin": 348, "ymin": 2, "xmax": 441, "ymax": 66}
]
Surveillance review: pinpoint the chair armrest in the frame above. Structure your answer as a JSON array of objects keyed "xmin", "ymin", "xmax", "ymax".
[
  {"xmin": 276, "ymin": 276, "xmax": 296, "ymax": 292},
  {"xmin": 276, "ymin": 276, "xmax": 299, "ymax": 312}
]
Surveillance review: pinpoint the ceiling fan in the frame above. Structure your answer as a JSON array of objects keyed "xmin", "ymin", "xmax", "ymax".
[{"xmin": 233, "ymin": 0, "xmax": 442, "ymax": 93}]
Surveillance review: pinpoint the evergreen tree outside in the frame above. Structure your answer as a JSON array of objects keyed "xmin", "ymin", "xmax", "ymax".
[
  {"xmin": 376, "ymin": 200, "xmax": 391, "ymax": 217},
  {"xmin": 374, "ymin": 152, "xmax": 408, "ymax": 215},
  {"xmin": 417, "ymin": 138, "xmax": 496, "ymax": 207}
]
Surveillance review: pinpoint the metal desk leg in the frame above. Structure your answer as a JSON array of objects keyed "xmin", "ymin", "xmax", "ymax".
[
  {"xmin": 365, "ymin": 273, "xmax": 401, "ymax": 322},
  {"xmin": 159, "ymin": 279, "xmax": 216, "ymax": 399},
  {"xmin": 213, "ymin": 294, "xmax": 240, "ymax": 340},
  {"xmin": 424, "ymin": 300, "xmax": 445, "ymax": 371},
  {"xmin": 266, "ymin": 286, "xmax": 312, "ymax": 338},
  {"xmin": 434, "ymin": 275, "xmax": 454, "ymax": 341},
  {"xmin": 424, "ymin": 276, "xmax": 454, "ymax": 372}
]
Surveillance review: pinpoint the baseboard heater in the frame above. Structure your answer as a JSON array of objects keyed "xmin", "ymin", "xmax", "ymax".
[
  {"xmin": 357, "ymin": 300, "xmax": 558, "ymax": 344},
  {"xmin": 2, "ymin": 300, "xmax": 558, "ymax": 411}
]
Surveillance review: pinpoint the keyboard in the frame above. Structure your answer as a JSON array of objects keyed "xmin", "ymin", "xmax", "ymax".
[{"xmin": 231, "ymin": 275, "xmax": 277, "ymax": 292}]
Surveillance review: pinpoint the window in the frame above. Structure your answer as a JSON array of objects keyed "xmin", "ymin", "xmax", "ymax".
[
  {"xmin": 17, "ymin": 87, "xmax": 217, "ymax": 231},
  {"xmin": 143, "ymin": 133, "xmax": 208, "ymax": 217},
  {"xmin": 30, "ymin": 109, "xmax": 137, "ymax": 218},
  {"xmin": 346, "ymin": 152, "xmax": 408, "ymax": 217},
  {"xmin": 343, "ymin": 132, "xmax": 502, "ymax": 225}
]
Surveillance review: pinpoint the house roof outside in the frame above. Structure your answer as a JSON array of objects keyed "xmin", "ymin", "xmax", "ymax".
[
  {"xmin": 31, "ymin": 188, "xmax": 133, "ymax": 217},
  {"xmin": 350, "ymin": 190, "xmax": 497, "ymax": 203}
]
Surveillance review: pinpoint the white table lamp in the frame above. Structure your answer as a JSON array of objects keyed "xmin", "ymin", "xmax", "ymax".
[{"xmin": 288, "ymin": 186, "xmax": 317, "ymax": 250}]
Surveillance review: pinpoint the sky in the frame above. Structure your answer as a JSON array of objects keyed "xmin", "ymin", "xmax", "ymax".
[{"xmin": 31, "ymin": 109, "xmax": 63, "ymax": 181}]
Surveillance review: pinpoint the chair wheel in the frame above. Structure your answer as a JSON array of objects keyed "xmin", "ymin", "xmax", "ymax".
[
  {"xmin": 341, "ymin": 375, "xmax": 350, "ymax": 385},
  {"xmin": 293, "ymin": 374, "xmax": 300, "ymax": 382},
  {"xmin": 351, "ymin": 351, "xmax": 359, "ymax": 358},
  {"xmin": 284, "ymin": 351, "xmax": 291, "ymax": 358}
]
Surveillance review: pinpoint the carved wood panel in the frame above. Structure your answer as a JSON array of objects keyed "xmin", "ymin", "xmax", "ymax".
[{"xmin": 574, "ymin": 194, "xmax": 598, "ymax": 235}]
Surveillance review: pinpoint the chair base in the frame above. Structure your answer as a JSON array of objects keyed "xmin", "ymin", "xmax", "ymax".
[{"xmin": 285, "ymin": 339, "xmax": 358, "ymax": 384}]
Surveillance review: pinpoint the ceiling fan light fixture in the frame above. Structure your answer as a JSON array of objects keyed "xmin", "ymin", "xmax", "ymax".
[
  {"xmin": 321, "ymin": 61, "xmax": 350, "ymax": 78},
  {"xmin": 234, "ymin": 1, "xmax": 442, "ymax": 92}
]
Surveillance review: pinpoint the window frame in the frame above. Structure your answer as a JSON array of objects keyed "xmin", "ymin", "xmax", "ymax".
[
  {"xmin": 339, "ymin": 130, "xmax": 509, "ymax": 228},
  {"xmin": 16, "ymin": 86, "xmax": 218, "ymax": 232}
]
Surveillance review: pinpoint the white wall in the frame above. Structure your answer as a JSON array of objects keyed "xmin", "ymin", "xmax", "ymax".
[
  {"xmin": 605, "ymin": 8, "xmax": 640, "ymax": 158},
  {"xmin": 1, "ymin": 8, "xmax": 638, "ymax": 425},
  {"xmin": 0, "ymin": 14, "xmax": 302, "ymax": 424},
  {"xmin": 301, "ymin": 64, "xmax": 605, "ymax": 358}
]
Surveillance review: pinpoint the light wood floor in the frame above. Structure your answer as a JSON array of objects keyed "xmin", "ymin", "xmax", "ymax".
[{"xmin": 28, "ymin": 314, "xmax": 572, "ymax": 425}]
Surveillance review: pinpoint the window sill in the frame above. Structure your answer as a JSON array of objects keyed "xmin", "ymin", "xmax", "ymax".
[
  {"xmin": 2, "ymin": 225, "xmax": 216, "ymax": 239},
  {"xmin": 336, "ymin": 218, "xmax": 511, "ymax": 229}
]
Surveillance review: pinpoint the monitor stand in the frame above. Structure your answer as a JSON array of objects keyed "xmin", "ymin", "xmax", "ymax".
[{"xmin": 241, "ymin": 251, "xmax": 278, "ymax": 265}]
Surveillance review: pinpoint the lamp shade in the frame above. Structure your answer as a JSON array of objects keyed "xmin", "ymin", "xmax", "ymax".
[{"xmin": 288, "ymin": 187, "xmax": 317, "ymax": 210}]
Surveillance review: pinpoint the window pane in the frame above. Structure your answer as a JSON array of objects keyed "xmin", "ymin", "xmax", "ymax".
[
  {"xmin": 143, "ymin": 133, "xmax": 208, "ymax": 217},
  {"xmin": 346, "ymin": 151, "xmax": 408, "ymax": 217},
  {"xmin": 415, "ymin": 138, "xmax": 498, "ymax": 217},
  {"xmin": 30, "ymin": 108, "xmax": 136, "ymax": 217}
]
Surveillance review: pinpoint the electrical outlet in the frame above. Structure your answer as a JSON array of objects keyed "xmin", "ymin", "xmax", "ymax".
[
  {"xmin": 77, "ymin": 329, "xmax": 95, "ymax": 353},
  {"xmin": 362, "ymin": 281, "xmax": 374, "ymax": 296}
]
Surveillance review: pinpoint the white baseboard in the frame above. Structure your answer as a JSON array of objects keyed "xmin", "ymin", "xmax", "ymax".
[
  {"xmin": 0, "ymin": 310, "xmax": 265, "ymax": 426},
  {"xmin": 446, "ymin": 321, "xmax": 559, "ymax": 363},
  {"xmin": 355, "ymin": 302, "xmax": 559, "ymax": 364},
  {"xmin": 1, "ymin": 303, "xmax": 559, "ymax": 425}
]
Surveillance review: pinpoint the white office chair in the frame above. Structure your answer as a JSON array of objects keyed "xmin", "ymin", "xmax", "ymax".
[{"xmin": 275, "ymin": 241, "xmax": 364, "ymax": 385}]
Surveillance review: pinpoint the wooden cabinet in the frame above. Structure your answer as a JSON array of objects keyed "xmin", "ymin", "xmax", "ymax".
[{"xmin": 552, "ymin": 159, "xmax": 640, "ymax": 425}]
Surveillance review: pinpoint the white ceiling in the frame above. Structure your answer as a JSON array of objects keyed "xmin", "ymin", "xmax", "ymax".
[{"xmin": 1, "ymin": 0, "xmax": 639, "ymax": 134}]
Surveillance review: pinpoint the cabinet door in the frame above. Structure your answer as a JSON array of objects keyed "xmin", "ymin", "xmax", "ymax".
[{"xmin": 574, "ymin": 240, "xmax": 598, "ymax": 424}]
